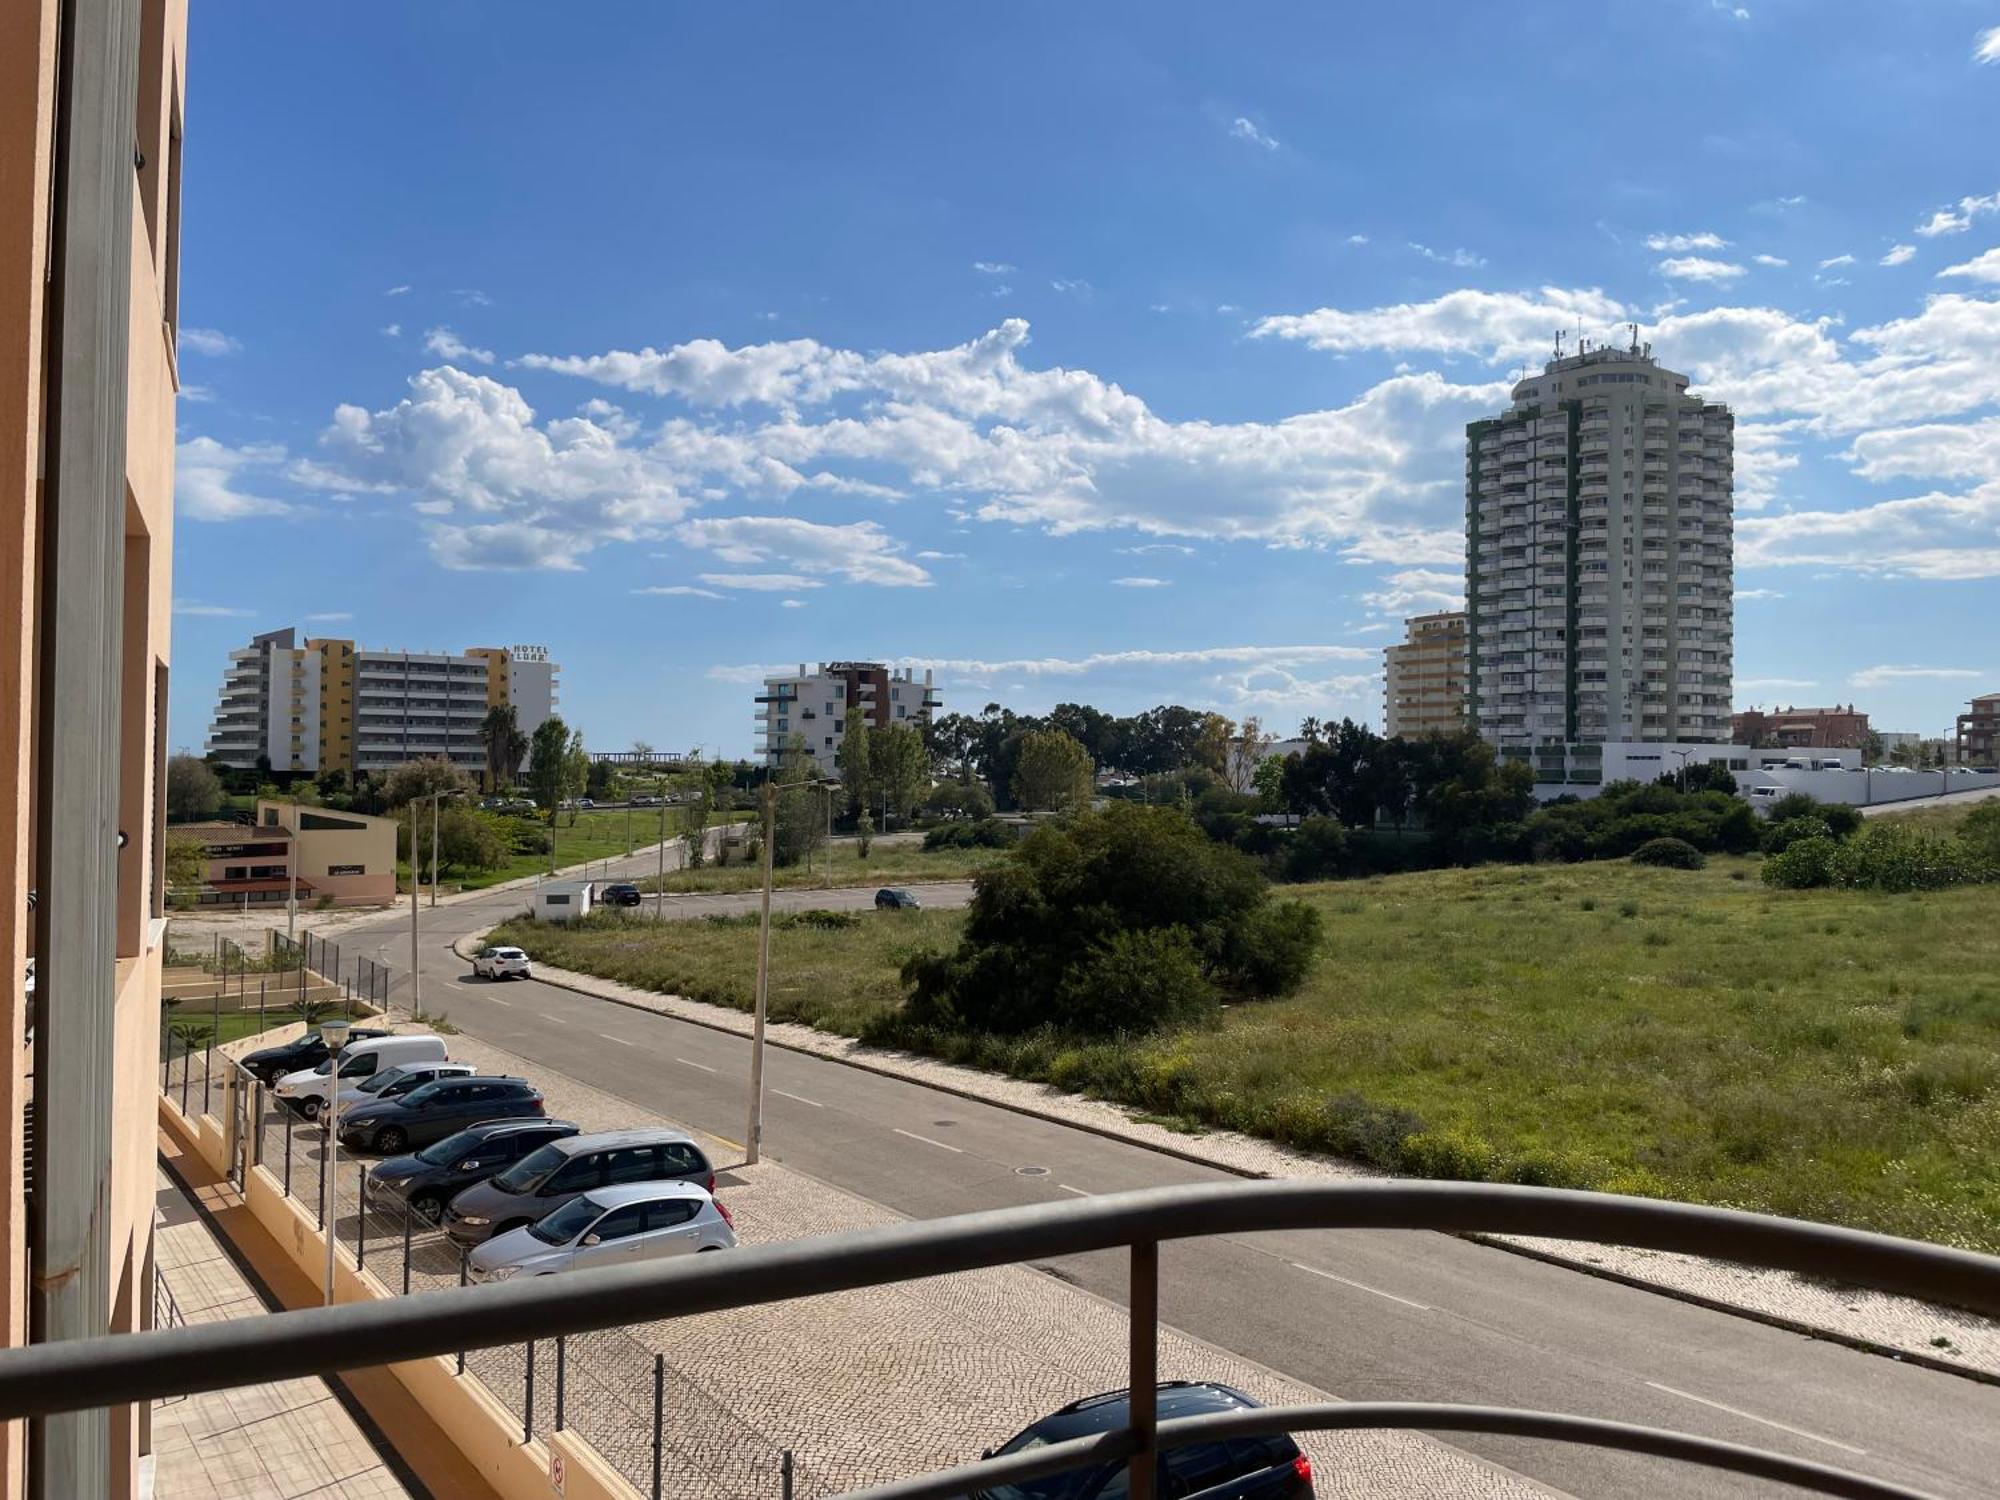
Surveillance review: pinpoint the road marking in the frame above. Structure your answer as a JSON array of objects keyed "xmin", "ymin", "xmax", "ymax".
[
  {"xmin": 596, "ymin": 1033, "xmax": 634, "ymax": 1046},
  {"xmin": 772, "ymin": 1089, "xmax": 822, "ymax": 1108},
  {"xmin": 893, "ymin": 1127, "xmax": 964, "ymax": 1154},
  {"xmin": 675, "ymin": 1056, "xmax": 718, "ymax": 1074},
  {"xmin": 1289, "ymin": 1261, "xmax": 1432, "ymax": 1311},
  {"xmin": 486, "ymin": 997, "xmax": 513, "ymax": 1008},
  {"xmin": 1643, "ymin": 1382, "xmax": 1866, "ymax": 1456},
  {"xmin": 543, "ymin": 1015, "xmax": 568, "ymax": 1026},
  {"xmin": 1056, "ymin": 1183, "xmax": 1091, "ymax": 1197}
]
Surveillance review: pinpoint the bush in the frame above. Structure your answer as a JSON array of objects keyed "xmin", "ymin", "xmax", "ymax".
[
  {"xmin": 1762, "ymin": 835, "xmax": 1842, "ymax": 889},
  {"xmin": 1764, "ymin": 824, "xmax": 1994, "ymax": 892},
  {"xmin": 923, "ymin": 817, "xmax": 1013, "ymax": 851},
  {"xmin": 1762, "ymin": 815, "xmax": 1831, "ymax": 855},
  {"xmin": 1281, "ymin": 818, "xmax": 1349, "ymax": 882},
  {"xmin": 1765, "ymin": 792, "xmax": 1823, "ymax": 825},
  {"xmin": 1220, "ymin": 900, "xmax": 1324, "ymax": 996},
  {"xmin": 1820, "ymin": 803, "xmax": 1863, "ymax": 839},
  {"xmin": 1632, "ymin": 837, "xmax": 1705, "ymax": 870},
  {"xmin": 1055, "ymin": 927, "xmax": 1219, "ymax": 1036}
]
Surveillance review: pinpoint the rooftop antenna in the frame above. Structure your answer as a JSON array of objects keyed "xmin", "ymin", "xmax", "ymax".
[
  {"xmin": 1553, "ymin": 328, "xmax": 1566, "ymax": 360},
  {"xmin": 1629, "ymin": 322, "xmax": 1641, "ymax": 355}
]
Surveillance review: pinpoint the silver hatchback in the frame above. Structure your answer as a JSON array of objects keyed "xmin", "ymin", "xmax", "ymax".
[{"xmin": 467, "ymin": 1182, "xmax": 736, "ymax": 1282}]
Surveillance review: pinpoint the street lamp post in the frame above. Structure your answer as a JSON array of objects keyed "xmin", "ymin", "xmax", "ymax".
[
  {"xmin": 319, "ymin": 1014, "xmax": 351, "ymax": 1306},
  {"xmin": 744, "ymin": 771, "xmax": 836, "ymax": 1166}
]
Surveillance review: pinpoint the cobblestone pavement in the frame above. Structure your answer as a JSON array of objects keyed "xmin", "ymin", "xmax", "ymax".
[
  {"xmin": 150, "ymin": 1167, "xmax": 413, "ymax": 1500},
  {"xmin": 497, "ymin": 948, "xmax": 2000, "ymax": 1379},
  {"xmin": 191, "ymin": 1038, "xmax": 1564, "ymax": 1499}
]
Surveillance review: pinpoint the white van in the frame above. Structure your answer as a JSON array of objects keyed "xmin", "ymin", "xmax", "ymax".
[{"xmin": 275, "ymin": 1034, "xmax": 448, "ymax": 1118}]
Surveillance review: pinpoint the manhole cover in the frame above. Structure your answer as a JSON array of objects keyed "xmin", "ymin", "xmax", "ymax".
[{"xmin": 1015, "ymin": 1165, "xmax": 1050, "ymax": 1177}]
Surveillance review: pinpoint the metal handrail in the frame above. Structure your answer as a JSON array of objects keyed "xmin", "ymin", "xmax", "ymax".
[{"xmin": 5, "ymin": 1180, "xmax": 1997, "ymax": 1495}]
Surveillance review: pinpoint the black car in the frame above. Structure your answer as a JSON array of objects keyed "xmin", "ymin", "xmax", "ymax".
[
  {"xmin": 368, "ymin": 1118, "xmax": 580, "ymax": 1222},
  {"xmin": 600, "ymin": 882, "xmax": 643, "ymax": 907},
  {"xmin": 241, "ymin": 1027, "xmax": 393, "ymax": 1086},
  {"xmin": 338, "ymin": 1075, "xmax": 546, "ymax": 1154},
  {"xmin": 979, "ymin": 1383, "xmax": 1313, "ymax": 1499},
  {"xmin": 875, "ymin": 887, "xmax": 921, "ymax": 910}
]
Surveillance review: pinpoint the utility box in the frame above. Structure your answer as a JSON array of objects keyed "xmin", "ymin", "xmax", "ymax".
[{"xmin": 534, "ymin": 879, "xmax": 595, "ymax": 924}]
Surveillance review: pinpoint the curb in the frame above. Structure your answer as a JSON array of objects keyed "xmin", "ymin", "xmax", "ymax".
[{"xmin": 450, "ymin": 932, "xmax": 2000, "ymax": 1389}]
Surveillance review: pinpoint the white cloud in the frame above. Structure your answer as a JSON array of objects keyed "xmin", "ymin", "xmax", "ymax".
[
  {"xmin": 1345, "ymin": 234, "xmax": 1369, "ymax": 246},
  {"xmin": 173, "ymin": 600, "xmax": 253, "ymax": 618},
  {"xmin": 1738, "ymin": 483, "xmax": 2000, "ymax": 579},
  {"xmin": 1409, "ymin": 243, "xmax": 1486, "ymax": 269},
  {"xmin": 1879, "ymin": 244, "xmax": 1917, "ymax": 267},
  {"xmin": 972, "ymin": 262, "xmax": 1015, "ymax": 276},
  {"xmin": 180, "ymin": 327, "xmax": 240, "ymax": 356},
  {"xmin": 707, "ymin": 643, "xmax": 1378, "ymax": 685},
  {"xmin": 1228, "ymin": 117, "xmax": 1279, "ymax": 151},
  {"xmin": 423, "ymin": 327, "xmax": 495, "ymax": 364},
  {"xmin": 1979, "ymin": 25, "xmax": 2000, "ymax": 64},
  {"xmin": 697, "ymin": 573, "xmax": 825, "ymax": 592},
  {"xmin": 633, "ymin": 585, "xmax": 725, "ymax": 600},
  {"xmin": 1849, "ymin": 664, "xmax": 1986, "ymax": 689},
  {"xmin": 303, "ymin": 611, "xmax": 353, "ymax": 622},
  {"xmin": 1362, "ymin": 567, "xmax": 1462, "ymax": 615},
  {"xmin": 1752, "ymin": 254, "xmax": 1789, "ymax": 267},
  {"xmin": 1050, "ymin": 278, "xmax": 1092, "ymax": 296},
  {"xmin": 1658, "ymin": 256, "xmax": 1747, "ymax": 282},
  {"xmin": 430, "ymin": 522, "xmax": 594, "ymax": 571},
  {"xmin": 1732, "ymin": 590, "xmax": 1786, "ymax": 601},
  {"xmin": 914, "ymin": 549, "xmax": 964, "ymax": 560},
  {"xmin": 673, "ymin": 515, "xmax": 931, "ymax": 587},
  {"xmin": 384, "ymin": 285, "xmax": 411, "ymax": 297},
  {"xmin": 1735, "ymin": 677, "xmax": 1816, "ymax": 693},
  {"xmin": 1817, "ymin": 254, "xmax": 1856, "ymax": 269},
  {"xmin": 381, "ymin": 323, "xmax": 402, "ymax": 338},
  {"xmin": 1112, "ymin": 576, "xmax": 1169, "ymax": 588},
  {"xmin": 175, "ymin": 437, "xmax": 298, "ymax": 520},
  {"xmin": 1646, "ymin": 231, "xmax": 1730, "ymax": 252},
  {"xmin": 781, "ymin": 598, "xmax": 808, "ymax": 609},
  {"xmin": 453, "ymin": 288, "xmax": 493, "ymax": 307},
  {"xmin": 1120, "ymin": 543, "xmax": 1196, "ymax": 556},
  {"xmin": 1914, "ymin": 191, "xmax": 2000, "ymax": 237},
  {"xmin": 1253, "ymin": 285, "xmax": 1627, "ymax": 363},
  {"xmin": 177, "ymin": 384, "xmax": 214, "ymax": 403},
  {"xmin": 1937, "ymin": 247, "xmax": 2000, "ymax": 283}
]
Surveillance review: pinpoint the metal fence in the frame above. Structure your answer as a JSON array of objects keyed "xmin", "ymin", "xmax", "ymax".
[{"xmin": 95, "ymin": 1067, "xmax": 2000, "ymax": 1500}]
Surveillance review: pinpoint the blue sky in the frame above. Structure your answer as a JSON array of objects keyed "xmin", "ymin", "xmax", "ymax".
[{"xmin": 170, "ymin": 2, "xmax": 2000, "ymax": 758}]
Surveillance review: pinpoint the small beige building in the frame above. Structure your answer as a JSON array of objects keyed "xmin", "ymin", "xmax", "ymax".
[
  {"xmin": 1384, "ymin": 611, "xmax": 1468, "ymax": 739},
  {"xmin": 182, "ymin": 803, "xmax": 397, "ymax": 908}
]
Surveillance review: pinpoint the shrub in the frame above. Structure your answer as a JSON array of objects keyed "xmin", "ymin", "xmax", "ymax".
[
  {"xmin": 1631, "ymin": 837, "xmax": 1705, "ymax": 869},
  {"xmin": 1281, "ymin": 818, "xmax": 1349, "ymax": 882},
  {"xmin": 1765, "ymin": 792, "xmax": 1822, "ymax": 825},
  {"xmin": 1762, "ymin": 834, "xmax": 1842, "ymax": 889},
  {"xmin": 923, "ymin": 817, "xmax": 1013, "ymax": 851},
  {"xmin": 1820, "ymin": 803, "xmax": 1863, "ymax": 839},
  {"xmin": 1220, "ymin": 900, "xmax": 1323, "ymax": 997},
  {"xmin": 1054, "ymin": 927, "xmax": 1219, "ymax": 1037},
  {"xmin": 1761, "ymin": 815, "xmax": 1831, "ymax": 855}
]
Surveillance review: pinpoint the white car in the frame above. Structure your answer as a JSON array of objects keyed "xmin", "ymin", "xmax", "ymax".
[
  {"xmin": 466, "ymin": 1181, "xmax": 736, "ymax": 1282},
  {"xmin": 472, "ymin": 946, "xmax": 532, "ymax": 981},
  {"xmin": 322, "ymin": 1061, "xmax": 475, "ymax": 1126}
]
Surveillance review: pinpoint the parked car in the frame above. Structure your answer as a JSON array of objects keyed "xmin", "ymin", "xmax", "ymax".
[
  {"xmin": 979, "ymin": 1383, "xmax": 1314, "ymax": 1499},
  {"xmin": 323, "ymin": 1060, "xmax": 475, "ymax": 1125},
  {"xmin": 576, "ymin": 797, "xmax": 597, "ymax": 809},
  {"xmin": 600, "ymin": 882, "xmax": 642, "ymax": 908},
  {"xmin": 630, "ymin": 795, "xmax": 662, "ymax": 808},
  {"xmin": 875, "ymin": 887, "xmax": 922, "ymax": 910},
  {"xmin": 471, "ymin": 945, "xmax": 532, "ymax": 980},
  {"xmin": 444, "ymin": 1127, "xmax": 716, "ymax": 1247},
  {"xmin": 274, "ymin": 1035, "xmax": 449, "ymax": 1119},
  {"xmin": 1977, "ymin": 765, "xmax": 2000, "ymax": 775},
  {"xmin": 467, "ymin": 1182, "xmax": 736, "ymax": 1283},
  {"xmin": 368, "ymin": 1118, "xmax": 580, "ymax": 1222},
  {"xmin": 338, "ymin": 1075, "xmax": 545, "ymax": 1154},
  {"xmin": 241, "ymin": 1026, "xmax": 393, "ymax": 1086}
]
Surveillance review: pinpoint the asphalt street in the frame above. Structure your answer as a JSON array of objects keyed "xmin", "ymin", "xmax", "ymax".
[{"xmin": 326, "ymin": 845, "xmax": 2000, "ymax": 1500}]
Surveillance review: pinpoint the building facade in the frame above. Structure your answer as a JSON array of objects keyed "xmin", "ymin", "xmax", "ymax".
[
  {"xmin": 756, "ymin": 662, "xmax": 940, "ymax": 772},
  {"xmin": 205, "ymin": 630, "xmax": 560, "ymax": 782},
  {"xmin": 176, "ymin": 801, "xmax": 398, "ymax": 908},
  {"xmin": 2, "ymin": 0, "xmax": 189, "ymax": 1492},
  {"xmin": 1383, "ymin": 611, "xmax": 1467, "ymax": 738},
  {"xmin": 1465, "ymin": 339, "xmax": 1734, "ymax": 753},
  {"xmin": 1730, "ymin": 703, "xmax": 1870, "ymax": 749},
  {"xmin": 1957, "ymin": 693, "xmax": 2000, "ymax": 766}
]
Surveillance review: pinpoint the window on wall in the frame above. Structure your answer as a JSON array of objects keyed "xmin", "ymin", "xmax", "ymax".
[
  {"xmin": 163, "ymin": 77, "xmax": 183, "ymax": 342},
  {"xmin": 151, "ymin": 662, "xmax": 167, "ymax": 919}
]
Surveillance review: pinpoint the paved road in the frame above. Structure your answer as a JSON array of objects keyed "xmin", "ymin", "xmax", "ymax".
[
  {"xmin": 1861, "ymin": 782, "xmax": 2000, "ymax": 816},
  {"xmin": 323, "ymin": 861, "xmax": 2000, "ymax": 1500}
]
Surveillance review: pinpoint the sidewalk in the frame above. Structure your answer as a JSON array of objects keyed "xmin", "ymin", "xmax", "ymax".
[{"xmin": 150, "ymin": 1167, "xmax": 416, "ymax": 1500}]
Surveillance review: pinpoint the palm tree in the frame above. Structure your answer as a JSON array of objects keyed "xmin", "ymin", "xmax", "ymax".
[{"xmin": 482, "ymin": 704, "xmax": 529, "ymax": 788}]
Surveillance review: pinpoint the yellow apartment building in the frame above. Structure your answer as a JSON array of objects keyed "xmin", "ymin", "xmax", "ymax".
[{"xmin": 1384, "ymin": 611, "xmax": 1468, "ymax": 739}]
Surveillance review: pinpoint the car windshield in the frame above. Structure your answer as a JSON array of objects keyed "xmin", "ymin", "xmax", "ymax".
[
  {"xmin": 983, "ymin": 1436, "xmax": 1112, "ymax": 1500},
  {"xmin": 415, "ymin": 1128, "xmax": 483, "ymax": 1166},
  {"xmin": 356, "ymin": 1066, "xmax": 408, "ymax": 1096},
  {"xmin": 527, "ymin": 1196, "xmax": 603, "ymax": 1246},
  {"xmin": 492, "ymin": 1142, "xmax": 565, "ymax": 1193}
]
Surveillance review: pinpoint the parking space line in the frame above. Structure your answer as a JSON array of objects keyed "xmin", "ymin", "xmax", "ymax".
[
  {"xmin": 772, "ymin": 1089, "xmax": 822, "ymax": 1107},
  {"xmin": 893, "ymin": 1127, "xmax": 964, "ymax": 1154},
  {"xmin": 1289, "ymin": 1261, "xmax": 1431, "ymax": 1311},
  {"xmin": 543, "ymin": 1015, "xmax": 568, "ymax": 1026},
  {"xmin": 597, "ymin": 1033, "xmax": 634, "ymax": 1046},
  {"xmin": 1643, "ymin": 1382, "xmax": 1866, "ymax": 1455},
  {"xmin": 676, "ymin": 1056, "xmax": 718, "ymax": 1074},
  {"xmin": 1056, "ymin": 1183, "xmax": 1091, "ymax": 1197},
  {"xmin": 486, "ymin": 997, "xmax": 512, "ymax": 1007}
]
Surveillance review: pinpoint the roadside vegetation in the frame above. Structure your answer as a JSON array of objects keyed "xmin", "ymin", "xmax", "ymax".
[
  {"xmin": 638, "ymin": 838, "xmax": 1008, "ymax": 895},
  {"xmin": 500, "ymin": 804, "xmax": 2000, "ymax": 1252}
]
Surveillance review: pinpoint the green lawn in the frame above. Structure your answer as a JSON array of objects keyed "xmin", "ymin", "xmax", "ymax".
[
  {"xmin": 495, "ymin": 856, "xmax": 2000, "ymax": 1251},
  {"xmin": 163, "ymin": 1006, "xmax": 312, "ymax": 1049},
  {"xmin": 639, "ymin": 839, "xmax": 1006, "ymax": 895},
  {"xmin": 404, "ymin": 808, "xmax": 754, "ymax": 892}
]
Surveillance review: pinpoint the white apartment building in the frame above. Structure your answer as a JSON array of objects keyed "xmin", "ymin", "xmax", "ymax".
[
  {"xmin": 1465, "ymin": 336, "xmax": 1734, "ymax": 756},
  {"xmin": 204, "ymin": 628, "xmax": 560, "ymax": 780},
  {"xmin": 756, "ymin": 661, "xmax": 940, "ymax": 773}
]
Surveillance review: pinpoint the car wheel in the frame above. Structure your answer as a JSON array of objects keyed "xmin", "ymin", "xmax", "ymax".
[
  {"xmin": 299, "ymin": 1097, "xmax": 322, "ymax": 1121},
  {"xmin": 697, "ymin": 1245, "xmax": 723, "ymax": 1253},
  {"xmin": 412, "ymin": 1192, "xmax": 445, "ymax": 1225},
  {"xmin": 375, "ymin": 1126, "xmax": 408, "ymax": 1154}
]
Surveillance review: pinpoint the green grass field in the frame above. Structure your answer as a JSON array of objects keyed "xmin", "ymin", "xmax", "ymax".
[
  {"xmin": 402, "ymin": 807, "xmax": 754, "ymax": 892},
  {"xmin": 639, "ymin": 839, "xmax": 1006, "ymax": 895},
  {"xmin": 163, "ymin": 1006, "xmax": 312, "ymax": 1049},
  {"xmin": 496, "ymin": 854, "xmax": 2000, "ymax": 1250}
]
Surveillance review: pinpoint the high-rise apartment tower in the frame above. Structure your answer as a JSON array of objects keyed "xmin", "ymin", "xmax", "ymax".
[{"xmin": 1465, "ymin": 337, "xmax": 1733, "ymax": 749}]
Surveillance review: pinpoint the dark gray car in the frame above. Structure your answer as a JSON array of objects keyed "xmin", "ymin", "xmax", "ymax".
[{"xmin": 441, "ymin": 1127, "xmax": 715, "ymax": 1247}]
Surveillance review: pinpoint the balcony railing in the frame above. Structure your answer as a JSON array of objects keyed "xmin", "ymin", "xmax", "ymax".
[{"xmin": 0, "ymin": 1180, "xmax": 1992, "ymax": 1499}]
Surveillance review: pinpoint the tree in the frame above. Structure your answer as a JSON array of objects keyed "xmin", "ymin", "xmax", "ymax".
[
  {"xmin": 435, "ymin": 807, "xmax": 505, "ymax": 874},
  {"xmin": 925, "ymin": 777, "xmax": 994, "ymax": 821},
  {"xmin": 1012, "ymin": 729, "xmax": 1094, "ymax": 813},
  {"xmin": 631, "ymin": 738, "xmax": 654, "ymax": 761},
  {"xmin": 675, "ymin": 761, "xmax": 723, "ymax": 868},
  {"xmin": 481, "ymin": 704, "xmax": 529, "ymax": 787},
  {"xmin": 378, "ymin": 757, "xmax": 472, "ymax": 810},
  {"xmin": 586, "ymin": 758, "xmax": 617, "ymax": 799},
  {"xmin": 837, "ymin": 718, "xmax": 873, "ymax": 816},
  {"xmin": 1225, "ymin": 716, "xmax": 1272, "ymax": 794},
  {"xmin": 526, "ymin": 716, "xmax": 575, "ymax": 814},
  {"xmin": 163, "ymin": 829, "xmax": 206, "ymax": 891},
  {"xmin": 872, "ymin": 721, "xmax": 929, "ymax": 825},
  {"xmin": 562, "ymin": 732, "xmax": 591, "ymax": 822},
  {"xmin": 770, "ymin": 735, "xmax": 826, "ymax": 867},
  {"xmin": 165, "ymin": 754, "xmax": 224, "ymax": 823},
  {"xmin": 855, "ymin": 807, "xmax": 874, "ymax": 859}
]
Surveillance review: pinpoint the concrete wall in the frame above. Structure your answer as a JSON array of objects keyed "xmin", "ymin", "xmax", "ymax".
[{"xmin": 1742, "ymin": 767, "xmax": 2000, "ymax": 808}]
